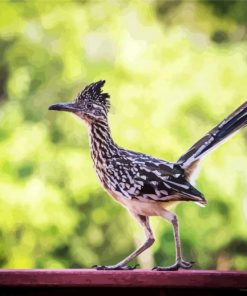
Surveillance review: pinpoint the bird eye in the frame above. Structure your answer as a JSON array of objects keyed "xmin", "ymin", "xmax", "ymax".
[{"xmin": 87, "ymin": 103, "xmax": 93, "ymax": 109}]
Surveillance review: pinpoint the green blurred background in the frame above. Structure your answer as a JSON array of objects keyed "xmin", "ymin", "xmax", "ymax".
[{"xmin": 0, "ymin": 0, "xmax": 247, "ymax": 270}]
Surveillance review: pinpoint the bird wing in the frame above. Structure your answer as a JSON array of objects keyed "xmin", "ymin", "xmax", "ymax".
[
  {"xmin": 133, "ymin": 161, "xmax": 205, "ymax": 203},
  {"xmin": 108, "ymin": 156, "xmax": 205, "ymax": 203}
]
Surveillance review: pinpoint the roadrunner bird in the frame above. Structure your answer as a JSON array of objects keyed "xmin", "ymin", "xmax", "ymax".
[{"xmin": 49, "ymin": 80, "xmax": 247, "ymax": 271}]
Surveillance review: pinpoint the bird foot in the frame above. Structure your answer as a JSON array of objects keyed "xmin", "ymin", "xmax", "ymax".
[
  {"xmin": 153, "ymin": 260, "xmax": 195, "ymax": 271},
  {"xmin": 92, "ymin": 264, "xmax": 139, "ymax": 270}
]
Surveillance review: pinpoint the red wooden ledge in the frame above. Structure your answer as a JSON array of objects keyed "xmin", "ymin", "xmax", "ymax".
[{"xmin": 0, "ymin": 269, "xmax": 246, "ymax": 289}]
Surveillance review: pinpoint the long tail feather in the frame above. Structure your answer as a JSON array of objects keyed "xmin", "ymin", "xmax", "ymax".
[{"xmin": 177, "ymin": 101, "xmax": 247, "ymax": 171}]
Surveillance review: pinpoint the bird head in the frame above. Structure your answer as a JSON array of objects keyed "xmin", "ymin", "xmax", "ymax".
[{"xmin": 49, "ymin": 80, "xmax": 110, "ymax": 124}]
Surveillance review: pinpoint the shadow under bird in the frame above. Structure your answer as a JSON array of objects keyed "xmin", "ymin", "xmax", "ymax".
[{"xmin": 49, "ymin": 80, "xmax": 247, "ymax": 271}]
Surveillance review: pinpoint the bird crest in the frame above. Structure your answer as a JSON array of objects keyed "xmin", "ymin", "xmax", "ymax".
[{"xmin": 75, "ymin": 80, "xmax": 110, "ymax": 112}]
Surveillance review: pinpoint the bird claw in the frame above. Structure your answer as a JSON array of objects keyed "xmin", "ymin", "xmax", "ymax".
[
  {"xmin": 153, "ymin": 260, "xmax": 195, "ymax": 271},
  {"xmin": 92, "ymin": 264, "xmax": 139, "ymax": 270}
]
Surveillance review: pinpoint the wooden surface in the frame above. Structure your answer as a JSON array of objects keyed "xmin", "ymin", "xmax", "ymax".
[{"xmin": 0, "ymin": 269, "xmax": 246, "ymax": 289}]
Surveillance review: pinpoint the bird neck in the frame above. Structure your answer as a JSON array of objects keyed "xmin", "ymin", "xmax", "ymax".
[{"xmin": 88, "ymin": 120, "xmax": 118, "ymax": 166}]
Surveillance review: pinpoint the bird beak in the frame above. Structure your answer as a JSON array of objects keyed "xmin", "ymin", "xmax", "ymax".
[{"xmin": 48, "ymin": 102, "xmax": 79, "ymax": 113}]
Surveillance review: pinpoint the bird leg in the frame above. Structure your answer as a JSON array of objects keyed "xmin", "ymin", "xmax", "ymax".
[
  {"xmin": 94, "ymin": 215, "xmax": 155, "ymax": 270},
  {"xmin": 153, "ymin": 210, "xmax": 194, "ymax": 271}
]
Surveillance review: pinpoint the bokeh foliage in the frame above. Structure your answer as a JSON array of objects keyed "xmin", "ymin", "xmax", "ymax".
[{"xmin": 0, "ymin": 0, "xmax": 247, "ymax": 270}]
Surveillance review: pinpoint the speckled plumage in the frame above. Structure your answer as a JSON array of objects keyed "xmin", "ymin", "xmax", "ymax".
[
  {"xmin": 49, "ymin": 80, "xmax": 247, "ymax": 271},
  {"xmin": 77, "ymin": 81, "xmax": 206, "ymax": 207}
]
